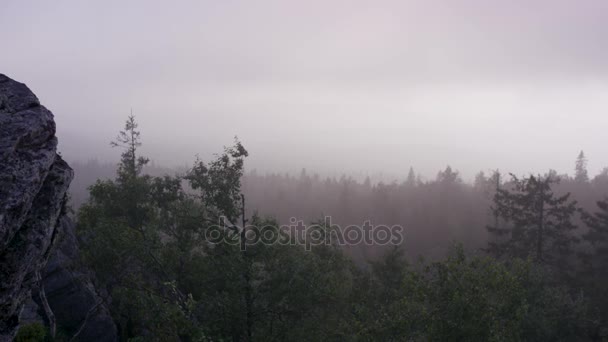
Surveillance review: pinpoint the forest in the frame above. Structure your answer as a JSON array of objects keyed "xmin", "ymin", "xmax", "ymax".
[
  {"xmin": 32, "ymin": 115, "xmax": 608, "ymax": 341},
  {"xmin": 3, "ymin": 2, "xmax": 608, "ymax": 341}
]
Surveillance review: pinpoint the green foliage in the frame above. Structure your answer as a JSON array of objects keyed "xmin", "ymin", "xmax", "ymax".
[
  {"xmin": 111, "ymin": 113, "xmax": 149, "ymax": 179},
  {"xmin": 487, "ymin": 174, "xmax": 579, "ymax": 272},
  {"xmin": 75, "ymin": 116, "xmax": 604, "ymax": 341},
  {"xmin": 78, "ymin": 116, "xmax": 356, "ymax": 341},
  {"xmin": 14, "ymin": 323, "xmax": 47, "ymax": 342},
  {"xmin": 352, "ymin": 246, "xmax": 596, "ymax": 341},
  {"xmin": 422, "ymin": 248, "xmax": 528, "ymax": 341},
  {"xmin": 581, "ymin": 198, "xmax": 608, "ymax": 326},
  {"xmin": 186, "ymin": 138, "xmax": 248, "ymax": 223},
  {"xmin": 78, "ymin": 116, "xmax": 199, "ymax": 340}
]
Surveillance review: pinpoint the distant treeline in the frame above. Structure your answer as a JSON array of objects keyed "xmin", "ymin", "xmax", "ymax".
[{"xmin": 68, "ymin": 152, "xmax": 608, "ymax": 262}]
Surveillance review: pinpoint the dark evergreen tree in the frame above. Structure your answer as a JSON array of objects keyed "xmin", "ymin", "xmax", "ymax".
[
  {"xmin": 575, "ymin": 150, "xmax": 589, "ymax": 183},
  {"xmin": 582, "ymin": 199, "xmax": 608, "ymax": 265},
  {"xmin": 473, "ymin": 170, "xmax": 501, "ymax": 197},
  {"xmin": 473, "ymin": 171, "xmax": 487, "ymax": 192},
  {"xmin": 580, "ymin": 198, "xmax": 608, "ymax": 324},
  {"xmin": 78, "ymin": 115, "xmax": 198, "ymax": 339},
  {"xmin": 110, "ymin": 113, "xmax": 149, "ymax": 179},
  {"xmin": 405, "ymin": 167, "xmax": 416, "ymax": 187},
  {"xmin": 487, "ymin": 174, "xmax": 579, "ymax": 271},
  {"xmin": 436, "ymin": 165, "xmax": 461, "ymax": 184}
]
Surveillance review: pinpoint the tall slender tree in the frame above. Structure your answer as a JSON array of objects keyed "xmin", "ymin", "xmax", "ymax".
[
  {"xmin": 79, "ymin": 115, "xmax": 197, "ymax": 339},
  {"xmin": 405, "ymin": 167, "xmax": 417, "ymax": 187},
  {"xmin": 110, "ymin": 113, "xmax": 149, "ymax": 180},
  {"xmin": 575, "ymin": 150, "xmax": 589, "ymax": 183}
]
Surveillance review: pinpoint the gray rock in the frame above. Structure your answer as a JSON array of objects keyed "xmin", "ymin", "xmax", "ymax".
[
  {"xmin": 36, "ymin": 216, "xmax": 117, "ymax": 341},
  {"xmin": 0, "ymin": 74, "xmax": 73, "ymax": 340},
  {"xmin": 19, "ymin": 298, "xmax": 44, "ymax": 326}
]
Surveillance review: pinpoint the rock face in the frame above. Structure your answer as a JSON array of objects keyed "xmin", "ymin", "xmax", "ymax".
[
  {"xmin": 0, "ymin": 74, "xmax": 73, "ymax": 340},
  {"xmin": 35, "ymin": 216, "xmax": 117, "ymax": 341}
]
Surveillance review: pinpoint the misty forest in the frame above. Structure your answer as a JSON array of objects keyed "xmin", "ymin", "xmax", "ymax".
[
  {"xmin": 10, "ymin": 114, "xmax": 606, "ymax": 341},
  {"xmin": 3, "ymin": 1, "xmax": 608, "ymax": 342}
]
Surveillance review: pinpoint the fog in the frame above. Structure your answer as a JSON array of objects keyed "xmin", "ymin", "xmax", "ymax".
[
  {"xmin": 6, "ymin": 2, "xmax": 608, "ymax": 340},
  {"xmin": 2, "ymin": 0, "xmax": 608, "ymax": 180}
]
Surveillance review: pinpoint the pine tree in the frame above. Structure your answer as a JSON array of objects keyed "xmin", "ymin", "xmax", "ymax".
[
  {"xmin": 583, "ymin": 200, "xmax": 608, "ymax": 255},
  {"xmin": 474, "ymin": 171, "xmax": 487, "ymax": 191},
  {"xmin": 487, "ymin": 174, "xmax": 579, "ymax": 269},
  {"xmin": 436, "ymin": 166, "xmax": 461, "ymax": 184},
  {"xmin": 405, "ymin": 167, "xmax": 416, "ymax": 187},
  {"xmin": 581, "ymin": 199, "xmax": 608, "ymax": 283},
  {"xmin": 577, "ymin": 198, "xmax": 608, "ymax": 328},
  {"xmin": 363, "ymin": 175, "xmax": 372, "ymax": 189},
  {"xmin": 79, "ymin": 115, "xmax": 197, "ymax": 339},
  {"xmin": 489, "ymin": 170, "xmax": 501, "ymax": 233},
  {"xmin": 575, "ymin": 151, "xmax": 589, "ymax": 183},
  {"xmin": 489, "ymin": 170, "xmax": 501, "ymax": 191},
  {"xmin": 110, "ymin": 113, "xmax": 149, "ymax": 180}
]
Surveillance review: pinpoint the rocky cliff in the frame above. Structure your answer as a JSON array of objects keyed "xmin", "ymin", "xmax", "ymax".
[
  {"xmin": 29, "ymin": 216, "xmax": 118, "ymax": 341},
  {"xmin": 0, "ymin": 74, "xmax": 115, "ymax": 341},
  {"xmin": 0, "ymin": 74, "xmax": 73, "ymax": 340}
]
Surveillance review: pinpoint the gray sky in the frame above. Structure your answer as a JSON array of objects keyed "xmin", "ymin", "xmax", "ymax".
[{"xmin": 2, "ymin": 0, "xmax": 608, "ymax": 181}]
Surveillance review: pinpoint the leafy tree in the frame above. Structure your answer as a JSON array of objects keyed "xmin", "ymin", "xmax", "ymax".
[
  {"xmin": 352, "ymin": 246, "xmax": 595, "ymax": 341},
  {"xmin": 79, "ymin": 118, "xmax": 358, "ymax": 341},
  {"xmin": 422, "ymin": 248, "xmax": 528, "ymax": 341},
  {"xmin": 186, "ymin": 138, "xmax": 248, "ymax": 225},
  {"xmin": 349, "ymin": 247, "xmax": 426, "ymax": 341},
  {"xmin": 187, "ymin": 203, "xmax": 355, "ymax": 341}
]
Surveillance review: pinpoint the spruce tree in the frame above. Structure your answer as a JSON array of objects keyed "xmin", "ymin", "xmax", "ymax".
[
  {"xmin": 405, "ymin": 167, "xmax": 416, "ymax": 187},
  {"xmin": 436, "ymin": 165, "xmax": 461, "ymax": 184},
  {"xmin": 487, "ymin": 174, "xmax": 579, "ymax": 270},
  {"xmin": 582, "ymin": 198, "xmax": 608, "ymax": 265},
  {"xmin": 575, "ymin": 150, "xmax": 589, "ymax": 183},
  {"xmin": 473, "ymin": 171, "xmax": 487, "ymax": 191},
  {"xmin": 110, "ymin": 113, "xmax": 149, "ymax": 180},
  {"xmin": 580, "ymin": 198, "xmax": 608, "ymax": 319}
]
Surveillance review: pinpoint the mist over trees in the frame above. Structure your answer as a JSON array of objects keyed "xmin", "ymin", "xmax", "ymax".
[
  {"xmin": 31, "ymin": 115, "xmax": 608, "ymax": 341},
  {"xmin": 5, "ymin": 1, "xmax": 608, "ymax": 340},
  {"xmin": 69, "ymin": 146, "xmax": 608, "ymax": 263}
]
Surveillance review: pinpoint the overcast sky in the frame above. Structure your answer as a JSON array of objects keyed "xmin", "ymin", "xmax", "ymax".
[{"xmin": 2, "ymin": 0, "xmax": 608, "ymax": 181}]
